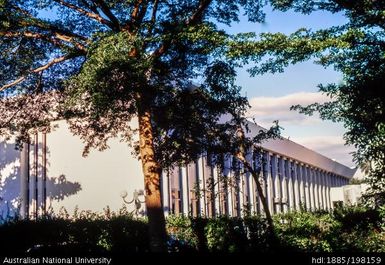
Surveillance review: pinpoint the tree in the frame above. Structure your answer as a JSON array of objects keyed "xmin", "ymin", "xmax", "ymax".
[
  {"xmin": 0, "ymin": 0, "xmax": 274, "ymax": 251},
  {"xmin": 227, "ymin": 0, "xmax": 385, "ymax": 207}
]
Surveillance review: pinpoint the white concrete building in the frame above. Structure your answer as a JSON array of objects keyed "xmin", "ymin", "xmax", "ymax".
[{"xmin": 0, "ymin": 120, "xmax": 356, "ymax": 220}]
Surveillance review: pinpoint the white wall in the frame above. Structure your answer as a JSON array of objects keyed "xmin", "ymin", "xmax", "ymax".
[
  {"xmin": 46, "ymin": 120, "xmax": 144, "ymax": 215},
  {"xmin": 0, "ymin": 138, "xmax": 21, "ymax": 219}
]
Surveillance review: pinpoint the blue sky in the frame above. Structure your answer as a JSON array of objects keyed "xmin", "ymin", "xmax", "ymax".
[{"xmin": 226, "ymin": 7, "xmax": 356, "ymax": 168}]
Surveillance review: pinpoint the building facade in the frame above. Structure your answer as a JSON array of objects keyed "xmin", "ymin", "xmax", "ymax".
[{"xmin": 0, "ymin": 120, "xmax": 355, "ymax": 220}]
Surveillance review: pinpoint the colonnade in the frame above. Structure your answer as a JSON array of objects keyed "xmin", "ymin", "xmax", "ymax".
[{"xmin": 161, "ymin": 151, "xmax": 350, "ymax": 217}]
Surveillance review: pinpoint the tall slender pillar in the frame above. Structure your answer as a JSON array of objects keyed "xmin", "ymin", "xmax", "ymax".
[
  {"xmin": 303, "ymin": 165, "xmax": 310, "ymax": 210},
  {"xmin": 279, "ymin": 158, "xmax": 288, "ymax": 213},
  {"xmin": 292, "ymin": 162, "xmax": 300, "ymax": 211},
  {"xmin": 326, "ymin": 173, "xmax": 331, "ymax": 210},
  {"xmin": 318, "ymin": 171, "xmax": 324, "ymax": 210},
  {"xmin": 212, "ymin": 165, "xmax": 220, "ymax": 216},
  {"xmin": 161, "ymin": 171, "xmax": 170, "ymax": 216},
  {"xmin": 313, "ymin": 169, "xmax": 318, "ymax": 210},
  {"xmin": 224, "ymin": 156, "xmax": 233, "ymax": 217},
  {"xmin": 298, "ymin": 164, "xmax": 306, "ymax": 210},
  {"xmin": 287, "ymin": 160, "xmax": 294, "ymax": 211},
  {"xmin": 307, "ymin": 167, "xmax": 313, "ymax": 210},
  {"xmin": 317, "ymin": 170, "xmax": 324, "ymax": 210},
  {"xmin": 180, "ymin": 166, "xmax": 188, "ymax": 215},
  {"xmin": 266, "ymin": 154, "xmax": 274, "ymax": 216},
  {"xmin": 42, "ymin": 132, "xmax": 47, "ymax": 215},
  {"xmin": 271, "ymin": 155, "xmax": 280, "ymax": 214},
  {"xmin": 20, "ymin": 141, "xmax": 30, "ymax": 219},
  {"xmin": 198, "ymin": 156, "xmax": 206, "ymax": 217},
  {"xmin": 33, "ymin": 133, "xmax": 38, "ymax": 219}
]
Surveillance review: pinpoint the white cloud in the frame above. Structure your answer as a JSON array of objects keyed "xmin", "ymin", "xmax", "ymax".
[
  {"xmin": 246, "ymin": 92, "xmax": 356, "ymax": 167},
  {"xmin": 293, "ymin": 136, "xmax": 356, "ymax": 168},
  {"xmin": 247, "ymin": 92, "xmax": 331, "ymax": 126}
]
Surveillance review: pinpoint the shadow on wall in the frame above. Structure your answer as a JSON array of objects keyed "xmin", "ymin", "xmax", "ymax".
[
  {"xmin": 0, "ymin": 141, "xmax": 21, "ymax": 220},
  {"xmin": 0, "ymin": 141, "xmax": 82, "ymax": 221},
  {"xmin": 47, "ymin": 174, "xmax": 82, "ymax": 202}
]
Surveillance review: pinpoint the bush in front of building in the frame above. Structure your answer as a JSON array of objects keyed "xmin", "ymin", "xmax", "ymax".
[
  {"xmin": 330, "ymin": 205, "xmax": 385, "ymax": 252},
  {"xmin": 273, "ymin": 211, "xmax": 340, "ymax": 252},
  {"xmin": 272, "ymin": 206, "xmax": 385, "ymax": 252},
  {"xmin": 1, "ymin": 205, "xmax": 384, "ymax": 254}
]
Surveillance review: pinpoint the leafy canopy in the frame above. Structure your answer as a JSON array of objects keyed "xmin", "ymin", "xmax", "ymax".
[
  {"xmin": 226, "ymin": 0, "xmax": 385, "ymax": 205},
  {"xmin": 0, "ymin": 0, "xmax": 281, "ymax": 168}
]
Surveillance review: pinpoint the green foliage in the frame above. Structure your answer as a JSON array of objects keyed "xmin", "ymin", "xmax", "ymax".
[
  {"xmin": 274, "ymin": 211, "xmax": 339, "ymax": 252},
  {"xmin": 0, "ymin": 213, "xmax": 149, "ymax": 254},
  {"xmin": 166, "ymin": 215, "xmax": 198, "ymax": 251},
  {"xmin": 1, "ymin": 206, "xmax": 385, "ymax": 253},
  {"xmin": 204, "ymin": 217, "xmax": 248, "ymax": 252},
  {"xmin": 243, "ymin": 215, "xmax": 272, "ymax": 251},
  {"xmin": 227, "ymin": 0, "xmax": 385, "ymax": 207}
]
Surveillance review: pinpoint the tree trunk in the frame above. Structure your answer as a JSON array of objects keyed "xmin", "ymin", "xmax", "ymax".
[
  {"xmin": 243, "ymin": 161, "xmax": 274, "ymax": 228},
  {"xmin": 237, "ymin": 156, "xmax": 279, "ymax": 248},
  {"xmin": 137, "ymin": 100, "xmax": 167, "ymax": 252},
  {"xmin": 235, "ymin": 126, "xmax": 276, "ymax": 242},
  {"xmin": 237, "ymin": 156, "xmax": 274, "ymax": 229}
]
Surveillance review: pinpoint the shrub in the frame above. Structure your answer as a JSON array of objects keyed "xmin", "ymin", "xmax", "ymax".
[
  {"xmin": 273, "ymin": 211, "xmax": 338, "ymax": 252},
  {"xmin": 204, "ymin": 217, "xmax": 248, "ymax": 253},
  {"xmin": 243, "ymin": 215, "xmax": 271, "ymax": 252}
]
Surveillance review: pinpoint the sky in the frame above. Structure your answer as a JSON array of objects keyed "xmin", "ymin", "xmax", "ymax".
[{"xmin": 224, "ymin": 7, "xmax": 357, "ymax": 168}]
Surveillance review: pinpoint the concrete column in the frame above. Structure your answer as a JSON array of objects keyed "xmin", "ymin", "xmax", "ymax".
[
  {"xmin": 41, "ymin": 132, "xmax": 47, "ymax": 215},
  {"xmin": 33, "ymin": 133, "xmax": 38, "ymax": 219},
  {"xmin": 298, "ymin": 164, "xmax": 306, "ymax": 210},
  {"xmin": 271, "ymin": 155, "xmax": 280, "ymax": 214},
  {"xmin": 320, "ymin": 171, "xmax": 325, "ymax": 210},
  {"xmin": 187, "ymin": 162, "xmax": 199, "ymax": 217},
  {"xmin": 197, "ymin": 157, "xmax": 206, "ymax": 217},
  {"xmin": 287, "ymin": 160, "xmax": 294, "ymax": 212},
  {"xmin": 279, "ymin": 158, "xmax": 288, "ymax": 213},
  {"xmin": 212, "ymin": 165, "xmax": 220, "ymax": 216},
  {"xmin": 292, "ymin": 162, "xmax": 300, "ymax": 211},
  {"xmin": 325, "ymin": 173, "xmax": 332, "ymax": 209},
  {"xmin": 312, "ymin": 168, "xmax": 318, "ymax": 210},
  {"xmin": 180, "ymin": 166, "xmax": 188, "ymax": 215},
  {"xmin": 20, "ymin": 142, "xmax": 30, "ymax": 219},
  {"xmin": 265, "ymin": 154, "xmax": 274, "ymax": 216},
  {"xmin": 321, "ymin": 171, "xmax": 327, "ymax": 210},
  {"xmin": 161, "ymin": 171, "xmax": 170, "ymax": 216},
  {"xmin": 248, "ymin": 171, "xmax": 256, "ymax": 215},
  {"xmin": 224, "ymin": 156, "xmax": 233, "ymax": 217},
  {"xmin": 317, "ymin": 170, "xmax": 324, "ymax": 210},
  {"xmin": 315, "ymin": 168, "xmax": 320, "ymax": 210},
  {"xmin": 307, "ymin": 167, "xmax": 313, "ymax": 210},
  {"xmin": 303, "ymin": 165, "xmax": 310, "ymax": 210},
  {"xmin": 204, "ymin": 156, "xmax": 215, "ymax": 218}
]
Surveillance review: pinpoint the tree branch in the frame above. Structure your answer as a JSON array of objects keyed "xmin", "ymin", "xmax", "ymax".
[
  {"xmin": 131, "ymin": 0, "xmax": 144, "ymax": 21},
  {"xmin": 151, "ymin": 0, "xmax": 212, "ymax": 59},
  {"xmin": 0, "ymin": 54, "xmax": 80, "ymax": 92},
  {"xmin": 150, "ymin": 0, "xmax": 159, "ymax": 25},
  {"xmin": 93, "ymin": 0, "xmax": 121, "ymax": 30},
  {"xmin": 146, "ymin": 0, "xmax": 159, "ymax": 36},
  {"xmin": 186, "ymin": 0, "xmax": 212, "ymax": 26},
  {"xmin": 11, "ymin": 4, "xmax": 91, "ymax": 45},
  {"xmin": 0, "ymin": 31, "xmax": 88, "ymax": 52},
  {"xmin": 53, "ymin": 0, "xmax": 114, "ymax": 29}
]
